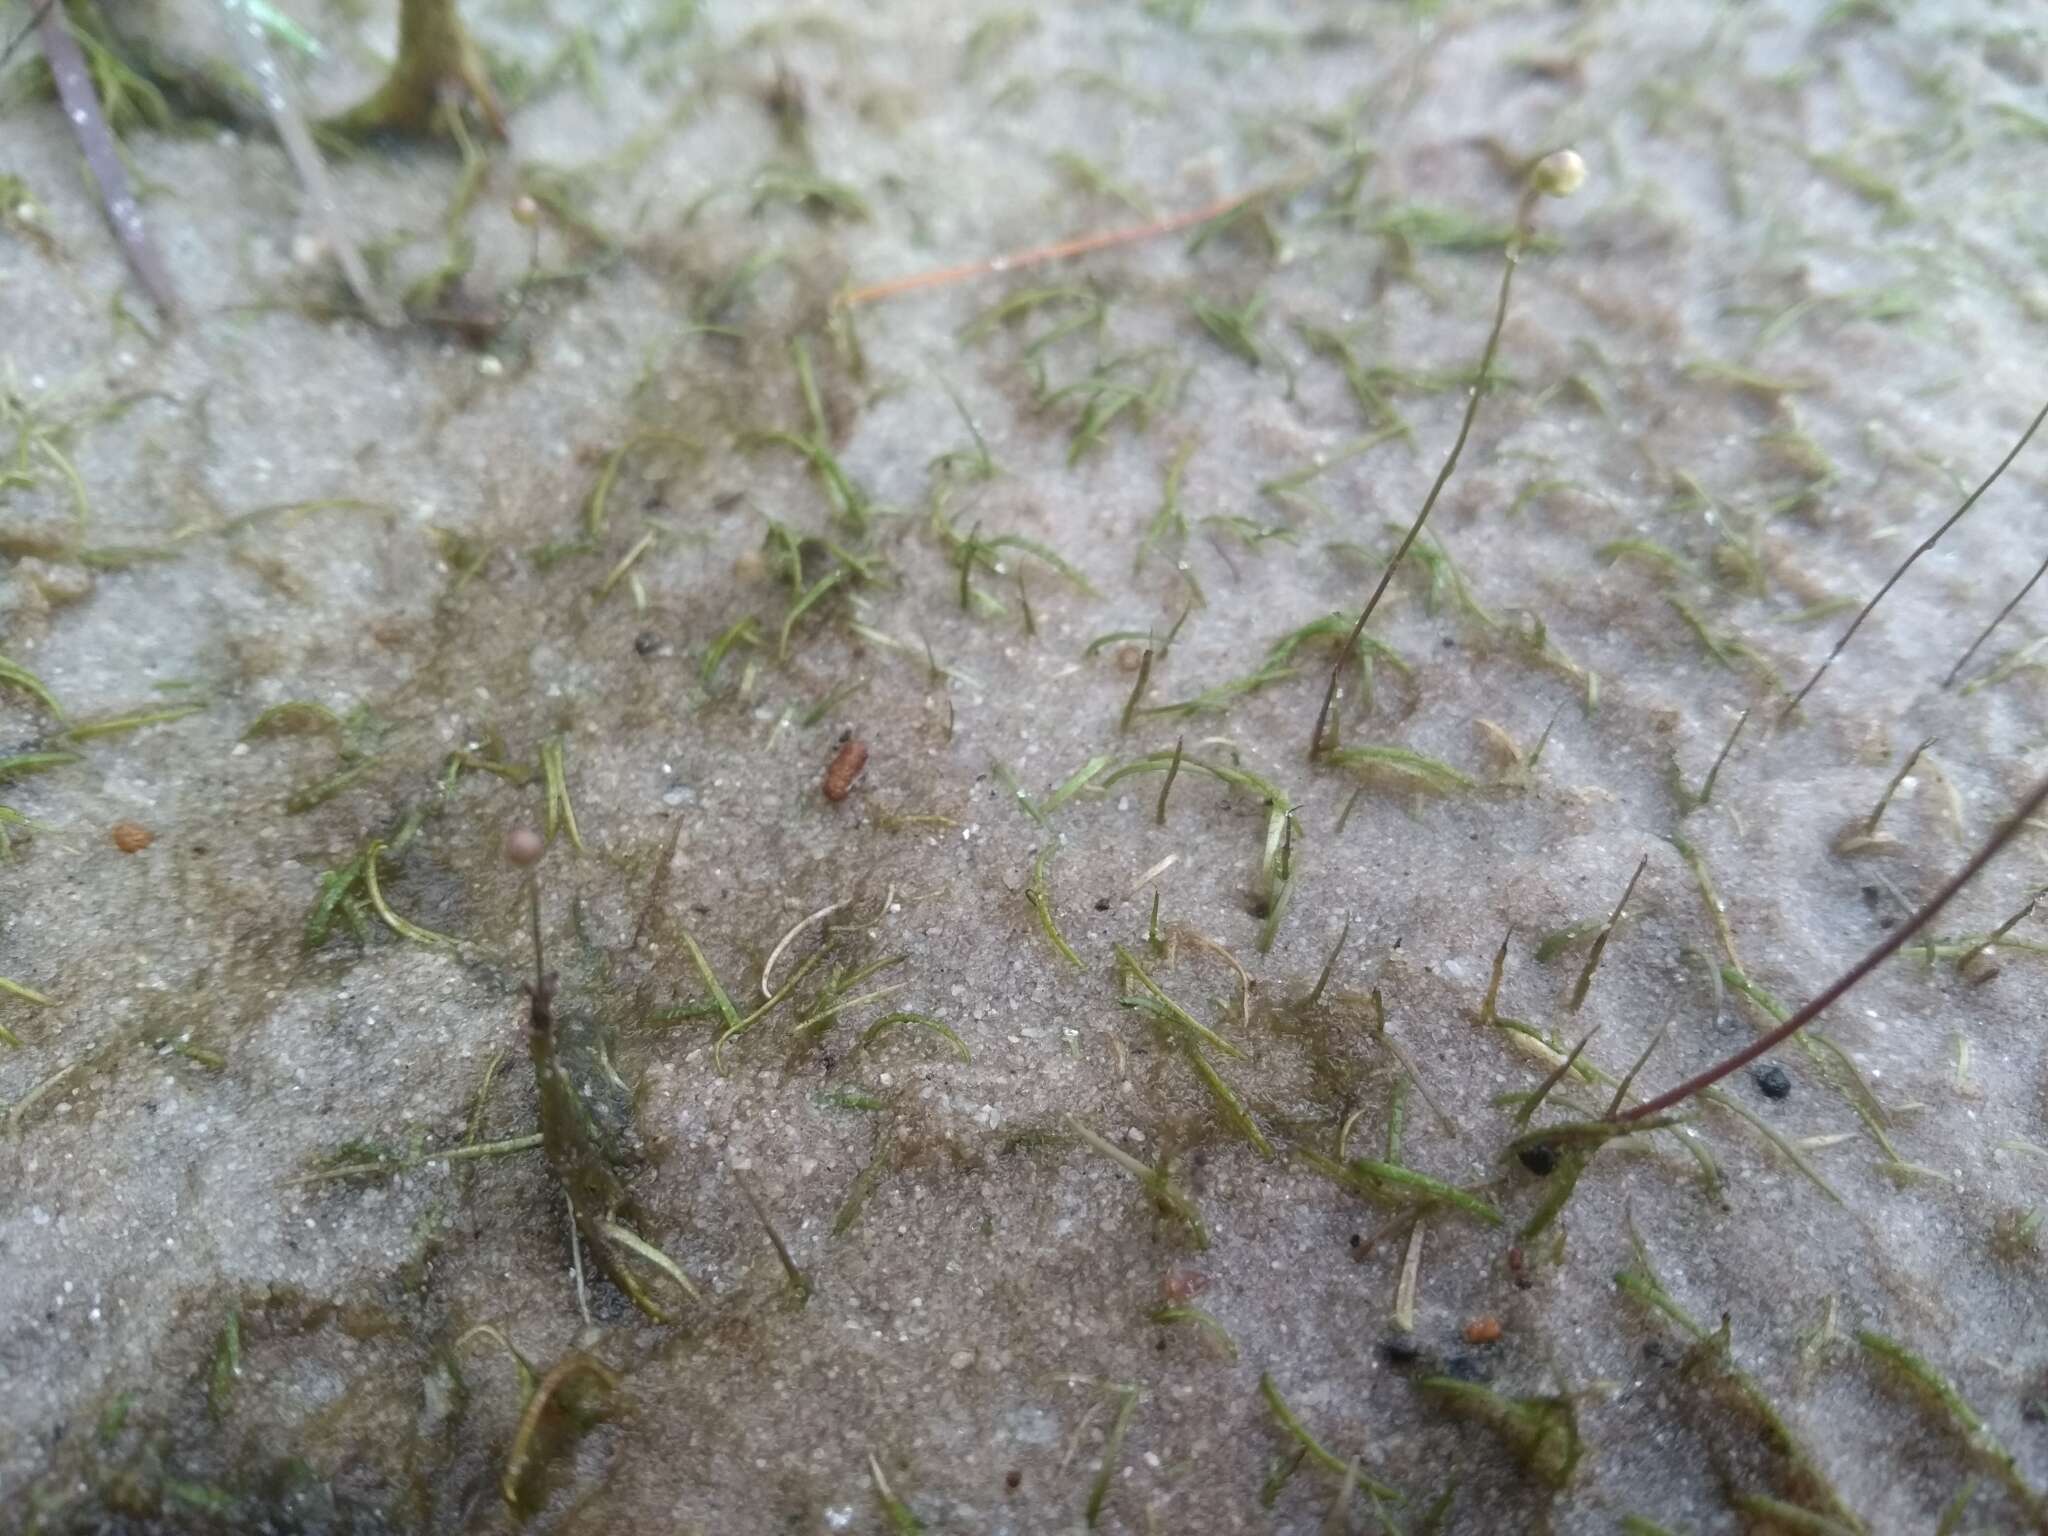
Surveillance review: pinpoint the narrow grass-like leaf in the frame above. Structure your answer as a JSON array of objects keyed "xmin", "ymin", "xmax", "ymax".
[
  {"xmin": 1259, "ymin": 1373, "xmax": 1402, "ymax": 1501},
  {"xmin": 0, "ymin": 751, "xmax": 81, "ymax": 783},
  {"xmin": 361, "ymin": 840, "xmax": 454, "ymax": 947},
  {"xmin": 1086, "ymin": 1385, "xmax": 1140, "ymax": 1529},
  {"xmin": 1859, "ymin": 1330, "xmax": 2047, "ymax": 1526},
  {"xmin": 1069, "ymin": 1116, "xmax": 1208, "ymax": 1248},
  {"xmin": 859, "ymin": 1011, "xmax": 969, "ymax": 1061},
  {"xmin": 1327, "ymin": 745, "xmax": 1475, "ymax": 796},
  {"xmin": 60, "ymin": 702, "xmax": 206, "ymax": 742},
  {"xmin": 0, "ymin": 656, "xmax": 64, "ymax": 718}
]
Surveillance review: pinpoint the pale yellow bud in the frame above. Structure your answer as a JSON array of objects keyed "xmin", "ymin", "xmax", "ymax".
[{"xmin": 1532, "ymin": 148, "xmax": 1587, "ymax": 198}]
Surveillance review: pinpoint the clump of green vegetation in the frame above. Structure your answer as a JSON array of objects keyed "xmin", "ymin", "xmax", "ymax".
[
  {"xmin": 1085, "ymin": 1383, "xmax": 1140, "ymax": 1528},
  {"xmin": 330, "ymin": 0, "xmax": 504, "ymax": 139},
  {"xmin": 1068, "ymin": 1116, "xmax": 1208, "ymax": 1247},
  {"xmin": 1045, "ymin": 351, "xmax": 1182, "ymax": 464},
  {"xmin": 869, "ymin": 1452, "xmax": 925, "ymax": 1533},
  {"xmin": 937, "ymin": 507, "xmax": 1094, "ymax": 618},
  {"xmin": 1328, "ymin": 744, "xmax": 1475, "ymax": 801},
  {"xmin": 744, "ymin": 340, "xmax": 877, "ymax": 541},
  {"xmin": 1415, "ymin": 1378, "xmax": 1581, "ymax": 1490},
  {"xmin": 0, "ymin": 655, "xmax": 63, "ymax": 718},
  {"xmin": 1259, "ymin": 1372, "xmax": 1402, "ymax": 1506},
  {"xmin": 299, "ymin": 745, "xmax": 516, "ymax": 950},
  {"xmin": 500, "ymin": 1352, "xmax": 619, "ymax": 1512},
  {"xmin": 525, "ymin": 873, "xmax": 696, "ymax": 1322},
  {"xmin": 1295, "ymin": 1145, "xmax": 1501, "ymax": 1227},
  {"xmin": 1101, "ymin": 750, "xmax": 1296, "ymax": 948},
  {"xmin": 1615, "ymin": 1219, "xmax": 1869, "ymax": 1531},
  {"xmin": 1859, "ymin": 1331, "xmax": 2047, "ymax": 1528},
  {"xmin": 1115, "ymin": 943, "xmax": 1270, "ymax": 1156},
  {"xmin": 1190, "ymin": 290, "xmax": 1267, "ymax": 365}
]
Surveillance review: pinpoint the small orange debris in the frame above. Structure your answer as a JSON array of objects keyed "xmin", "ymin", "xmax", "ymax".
[
  {"xmin": 1464, "ymin": 1315, "xmax": 1502, "ymax": 1345},
  {"xmin": 111, "ymin": 820, "xmax": 154, "ymax": 853},
  {"xmin": 822, "ymin": 736, "xmax": 868, "ymax": 801}
]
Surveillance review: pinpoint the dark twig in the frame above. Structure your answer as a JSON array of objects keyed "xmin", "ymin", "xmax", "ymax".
[
  {"xmin": 1155, "ymin": 735, "xmax": 1184, "ymax": 825},
  {"xmin": 1945, "ymin": 547, "xmax": 2048, "ymax": 689},
  {"xmin": 1120, "ymin": 648, "xmax": 1154, "ymax": 733},
  {"xmin": 1622, "ymin": 772, "xmax": 2048, "ymax": 1121},
  {"xmin": 1570, "ymin": 855, "xmax": 1649, "ymax": 1013},
  {"xmin": 1, "ymin": 0, "xmax": 59, "ymax": 71},
  {"xmin": 1690, "ymin": 708, "xmax": 1749, "ymax": 809}
]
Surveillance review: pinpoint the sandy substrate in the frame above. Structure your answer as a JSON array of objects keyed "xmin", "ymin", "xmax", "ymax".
[{"xmin": 2, "ymin": 1, "xmax": 2046, "ymax": 1531}]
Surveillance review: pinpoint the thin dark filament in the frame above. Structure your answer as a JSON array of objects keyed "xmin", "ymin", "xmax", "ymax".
[
  {"xmin": 1782, "ymin": 397, "xmax": 2048, "ymax": 718},
  {"xmin": 1945, "ymin": 547, "xmax": 2048, "ymax": 689},
  {"xmin": 1310, "ymin": 197, "xmax": 1535, "ymax": 757}
]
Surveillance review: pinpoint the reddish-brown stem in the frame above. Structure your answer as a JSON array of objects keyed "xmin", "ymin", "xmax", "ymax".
[
  {"xmin": 1621, "ymin": 771, "xmax": 2048, "ymax": 1121},
  {"xmin": 1782, "ymin": 396, "xmax": 2048, "ymax": 720},
  {"xmin": 835, "ymin": 189, "xmax": 1264, "ymax": 310},
  {"xmin": 526, "ymin": 876, "xmax": 545, "ymax": 997},
  {"xmin": 1309, "ymin": 190, "xmax": 1538, "ymax": 758}
]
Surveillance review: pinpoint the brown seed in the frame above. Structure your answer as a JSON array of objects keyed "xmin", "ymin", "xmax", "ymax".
[
  {"xmin": 504, "ymin": 826, "xmax": 546, "ymax": 866},
  {"xmin": 111, "ymin": 820, "xmax": 154, "ymax": 853},
  {"xmin": 1464, "ymin": 1315, "xmax": 1502, "ymax": 1345},
  {"xmin": 822, "ymin": 737, "xmax": 868, "ymax": 802}
]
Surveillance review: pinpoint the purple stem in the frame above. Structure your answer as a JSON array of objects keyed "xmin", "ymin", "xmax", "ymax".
[{"xmin": 38, "ymin": 3, "xmax": 178, "ymax": 319}]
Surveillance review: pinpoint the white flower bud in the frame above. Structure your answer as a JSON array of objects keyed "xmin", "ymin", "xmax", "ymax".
[{"xmin": 1532, "ymin": 148, "xmax": 1587, "ymax": 198}]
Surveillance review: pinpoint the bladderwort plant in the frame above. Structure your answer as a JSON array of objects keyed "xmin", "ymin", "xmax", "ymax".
[
  {"xmin": 1308, "ymin": 148, "xmax": 1586, "ymax": 760},
  {"xmin": 508, "ymin": 826, "xmax": 697, "ymax": 1323}
]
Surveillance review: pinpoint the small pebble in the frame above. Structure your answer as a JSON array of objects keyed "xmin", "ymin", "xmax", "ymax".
[
  {"xmin": 504, "ymin": 827, "xmax": 546, "ymax": 866},
  {"xmin": 1752, "ymin": 1063, "xmax": 1792, "ymax": 1100}
]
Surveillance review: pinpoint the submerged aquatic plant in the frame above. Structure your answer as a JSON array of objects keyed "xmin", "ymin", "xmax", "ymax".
[{"xmin": 510, "ymin": 828, "xmax": 695, "ymax": 1321}]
